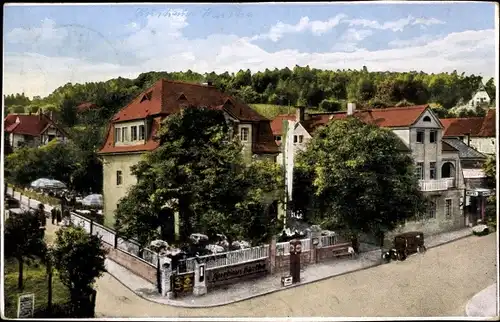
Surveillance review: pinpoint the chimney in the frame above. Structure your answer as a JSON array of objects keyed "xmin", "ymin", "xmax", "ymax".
[
  {"xmin": 347, "ymin": 102, "xmax": 356, "ymax": 116},
  {"xmin": 207, "ymin": 80, "xmax": 213, "ymax": 86},
  {"xmin": 296, "ymin": 106, "xmax": 305, "ymax": 122}
]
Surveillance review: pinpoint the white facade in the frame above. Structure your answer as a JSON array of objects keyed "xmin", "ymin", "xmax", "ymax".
[
  {"xmin": 468, "ymin": 137, "xmax": 496, "ymax": 155},
  {"xmin": 468, "ymin": 90, "xmax": 491, "ymax": 108}
]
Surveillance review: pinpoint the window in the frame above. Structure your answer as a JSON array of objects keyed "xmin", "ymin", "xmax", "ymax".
[
  {"xmin": 116, "ymin": 170, "xmax": 123, "ymax": 186},
  {"xmin": 445, "ymin": 199, "xmax": 452, "ymax": 219},
  {"xmin": 416, "ymin": 130, "xmax": 424, "ymax": 143},
  {"xmin": 429, "ymin": 162, "xmax": 436, "ymax": 180},
  {"xmin": 416, "ymin": 162, "xmax": 424, "ymax": 180},
  {"xmin": 131, "ymin": 126, "xmax": 138, "ymax": 141},
  {"xmin": 299, "ymin": 135, "xmax": 304, "ymax": 143},
  {"xmin": 426, "ymin": 200, "xmax": 437, "ymax": 219},
  {"xmin": 115, "ymin": 127, "xmax": 121, "ymax": 142},
  {"xmin": 274, "ymin": 135, "xmax": 282, "ymax": 141},
  {"xmin": 121, "ymin": 127, "xmax": 128, "ymax": 142},
  {"xmin": 294, "ymin": 135, "xmax": 298, "ymax": 143},
  {"xmin": 423, "ymin": 116, "xmax": 431, "ymax": 122},
  {"xmin": 240, "ymin": 127, "xmax": 249, "ymax": 142},
  {"xmin": 139, "ymin": 125, "xmax": 145, "ymax": 140},
  {"xmin": 429, "ymin": 131, "xmax": 437, "ymax": 143}
]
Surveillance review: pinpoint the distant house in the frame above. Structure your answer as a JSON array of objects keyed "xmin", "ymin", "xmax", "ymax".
[
  {"xmin": 4, "ymin": 110, "xmax": 69, "ymax": 150},
  {"xmin": 468, "ymin": 85, "xmax": 491, "ymax": 108},
  {"xmin": 98, "ymin": 79, "xmax": 279, "ymax": 226},
  {"xmin": 440, "ymin": 109, "xmax": 496, "ymax": 155},
  {"xmin": 77, "ymin": 102, "xmax": 99, "ymax": 113}
]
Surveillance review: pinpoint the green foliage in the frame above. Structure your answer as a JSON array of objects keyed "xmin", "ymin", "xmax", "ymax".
[
  {"xmin": 115, "ymin": 107, "xmax": 284, "ymax": 246},
  {"xmin": 293, "ymin": 117, "xmax": 428, "ymax": 239},
  {"xmin": 483, "ymin": 154, "xmax": 496, "ymax": 189},
  {"xmin": 8, "ymin": 184, "xmax": 61, "ymax": 206},
  {"xmin": 3, "ymin": 258, "xmax": 70, "ymax": 318},
  {"xmin": 52, "ymin": 226, "xmax": 107, "ymax": 317},
  {"xmin": 319, "ymin": 99, "xmax": 342, "ymax": 112},
  {"xmin": 4, "ymin": 210, "xmax": 48, "ymax": 289},
  {"xmin": 5, "ymin": 139, "xmax": 102, "ymax": 193}
]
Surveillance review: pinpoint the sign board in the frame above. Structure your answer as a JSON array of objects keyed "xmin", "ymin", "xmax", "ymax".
[
  {"xmin": 480, "ymin": 190, "xmax": 494, "ymax": 197},
  {"xmin": 281, "ymin": 275, "xmax": 293, "ymax": 287},
  {"xmin": 171, "ymin": 272, "xmax": 194, "ymax": 297},
  {"xmin": 466, "ymin": 190, "xmax": 479, "ymax": 197},
  {"xmin": 207, "ymin": 259, "xmax": 267, "ymax": 288},
  {"xmin": 17, "ymin": 293, "xmax": 35, "ymax": 318}
]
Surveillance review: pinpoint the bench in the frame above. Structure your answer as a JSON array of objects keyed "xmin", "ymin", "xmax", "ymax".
[{"xmin": 331, "ymin": 242, "xmax": 356, "ymax": 259}]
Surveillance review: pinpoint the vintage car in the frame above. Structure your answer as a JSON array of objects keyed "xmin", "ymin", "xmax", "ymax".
[{"xmin": 382, "ymin": 231, "xmax": 426, "ymax": 262}]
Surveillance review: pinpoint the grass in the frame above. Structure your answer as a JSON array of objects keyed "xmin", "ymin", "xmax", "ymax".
[
  {"xmin": 249, "ymin": 104, "xmax": 321, "ymax": 119},
  {"xmin": 3, "ymin": 257, "xmax": 70, "ymax": 318}
]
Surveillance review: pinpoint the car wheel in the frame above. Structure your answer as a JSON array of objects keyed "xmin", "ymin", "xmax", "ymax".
[
  {"xmin": 417, "ymin": 245, "xmax": 427, "ymax": 253},
  {"xmin": 397, "ymin": 252, "xmax": 407, "ymax": 261},
  {"xmin": 382, "ymin": 253, "xmax": 391, "ymax": 263}
]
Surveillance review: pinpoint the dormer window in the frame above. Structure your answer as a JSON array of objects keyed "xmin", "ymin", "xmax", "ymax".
[
  {"xmin": 140, "ymin": 91, "xmax": 152, "ymax": 103},
  {"xmin": 423, "ymin": 116, "xmax": 431, "ymax": 122},
  {"xmin": 178, "ymin": 93, "xmax": 187, "ymax": 101}
]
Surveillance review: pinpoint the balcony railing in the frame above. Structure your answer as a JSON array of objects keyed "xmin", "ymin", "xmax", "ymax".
[{"xmin": 419, "ymin": 178, "xmax": 455, "ymax": 191}]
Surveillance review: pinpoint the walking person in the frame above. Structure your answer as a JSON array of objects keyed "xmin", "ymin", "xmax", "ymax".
[
  {"xmin": 51, "ymin": 207, "xmax": 57, "ymax": 225},
  {"xmin": 56, "ymin": 207, "xmax": 62, "ymax": 225}
]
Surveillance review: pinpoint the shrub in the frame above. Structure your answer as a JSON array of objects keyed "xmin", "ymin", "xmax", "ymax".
[{"xmin": 319, "ymin": 99, "xmax": 342, "ymax": 112}]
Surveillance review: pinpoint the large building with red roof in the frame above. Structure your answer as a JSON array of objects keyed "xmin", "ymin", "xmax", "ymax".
[
  {"xmin": 4, "ymin": 110, "xmax": 68, "ymax": 150},
  {"xmin": 98, "ymin": 79, "xmax": 279, "ymax": 225},
  {"xmin": 440, "ymin": 109, "xmax": 496, "ymax": 155},
  {"xmin": 274, "ymin": 103, "xmax": 488, "ymax": 235}
]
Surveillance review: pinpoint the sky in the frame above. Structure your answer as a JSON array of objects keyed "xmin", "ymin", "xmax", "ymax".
[{"xmin": 3, "ymin": 2, "xmax": 497, "ymax": 98}]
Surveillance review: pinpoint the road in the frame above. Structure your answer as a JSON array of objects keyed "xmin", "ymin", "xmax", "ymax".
[{"xmin": 94, "ymin": 233, "xmax": 497, "ymax": 317}]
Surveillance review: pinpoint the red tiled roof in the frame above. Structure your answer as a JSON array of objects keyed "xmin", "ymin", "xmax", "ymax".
[
  {"xmin": 4, "ymin": 114, "xmax": 49, "ymax": 136},
  {"xmin": 440, "ymin": 117, "xmax": 484, "ymax": 137},
  {"xmin": 77, "ymin": 102, "xmax": 98, "ymax": 113},
  {"xmin": 113, "ymin": 79, "xmax": 268, "ymax": 123},
  {"xmin": 270, "ymin": 114, "xmax": 296, "ymax": 135},
  {"xmin": 99, "ymin": 79, "xmax": 279, "ymax": 155},
  {"xmin": 272, "ymin": 105, "xmax": 431, "ymax": 135},
  {"xmin": 478, "ymin": 109, "xmax": 496, "ymax": 137}
]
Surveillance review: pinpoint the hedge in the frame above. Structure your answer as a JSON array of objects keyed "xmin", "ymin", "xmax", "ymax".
[{"xmin": 7, "ymin": 184, "xmax": 61, "ymax": 207}]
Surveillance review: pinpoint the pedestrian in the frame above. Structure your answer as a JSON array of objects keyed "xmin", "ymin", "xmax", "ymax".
[
  {"xmin": 56, "ymin": 207, "xmax": 62, "ymax": 225},
  {"xmin": 38, "ymin": 203, "xmax": 46, "ymax": 227},
  {"xmin": 51, "ymin": 207, "xmax": 57, "ymax": 225}
]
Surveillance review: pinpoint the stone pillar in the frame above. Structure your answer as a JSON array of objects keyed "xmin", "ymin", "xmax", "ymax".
[
  {"xmin": 310, "ymin": 225, "xmax": 322, "ymax": 264},
  {"xmin": 193, "ymin": 262, "xmax": 207, "ymax": 296},
  {"xmin": 159, "ymin": 255, "xmax": 174, "ymax": 298},
  {"xmin": 269, "ymin": 237, "xmax": 277, "ymax": 274}
]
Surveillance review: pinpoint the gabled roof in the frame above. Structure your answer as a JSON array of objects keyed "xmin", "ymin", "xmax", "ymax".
[
  {"xmin": 440, "ymin": 117, "xmax": 484, "ymax": 137},
  {"xmin": 4, "ymin": 114, "xmax": 51, "ymax": 136},
  {"xmin": 442, "ymin": 138, "xmax": 487, "ymax": 159},
  {"xmin": 271, "ymin": 105, "xmax": 432, "ymax": 135},
  {"xmin": 477, "ymin": 109, "xmax": 496, "ymax": 137},
  {"xmin": 112, "ymin": 79, "xmax": 268, "ymax": 123},
  {"xmin": 99, "ymin": 79, "xmax": 279, "ymax": 155}
]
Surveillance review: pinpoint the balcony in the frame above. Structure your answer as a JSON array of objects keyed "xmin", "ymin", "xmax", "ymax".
[{"xmin": 419, "ymin": 178, "xmax": 455, "ymax": 192}]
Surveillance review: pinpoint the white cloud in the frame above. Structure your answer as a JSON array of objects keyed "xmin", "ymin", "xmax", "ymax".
[
  {"xmin": 2, "ymin": 15, "xmax": 494, "ymax": 98},
  {"xmin": 6, "ymin": 18, "xmax": 68, "ymax": 45},
  {"xmin": 412, "ymin": 17, "xmax": 445, "ymax": 26},
  {"xmin": 346, "ymin": 16, "xmax": 414, "ymax": 32},
  {"xmin": 251, "ymin": 14, "xmax": 347, "ymax": 42},
  {"xmin": 388, "ymin": 34, "xmax": 441, "ymax": 48}
]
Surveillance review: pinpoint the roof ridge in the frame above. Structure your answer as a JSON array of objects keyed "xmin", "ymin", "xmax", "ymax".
[{"xmin": 161, "ymin": 78, "xmax": 215, "ymax": 88}]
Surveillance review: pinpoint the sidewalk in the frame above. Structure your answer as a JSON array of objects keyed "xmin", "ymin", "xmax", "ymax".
[
  {"xmin": 105, "ymin": 227, "xmax": 473, "ymax": 308},
  {"xmin": 6, "ymin": 187, "xmax": 55, "ymax": 213},
  {"xmin": 465, "ymin": 283, "xmax": 498, "ymax": 317},
  {"xmin": 6, "ymin": 189, "xmax": 475, "ymax": 308}
]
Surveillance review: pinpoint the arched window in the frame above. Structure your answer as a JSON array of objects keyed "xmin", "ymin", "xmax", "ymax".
[{"xmin": 423, "ymin": 116, "xmax": 431, "ymax": 122}]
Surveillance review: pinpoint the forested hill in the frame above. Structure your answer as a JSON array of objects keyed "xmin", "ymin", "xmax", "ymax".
[{"xmin": 4, "ymin": 66, "xmax": 496, "ymax": 123}]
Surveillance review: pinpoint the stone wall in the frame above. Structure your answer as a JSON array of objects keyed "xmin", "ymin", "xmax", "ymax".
[{"xmin": 102, "ymin": 243, "xmax": 157, "ymax": 284}]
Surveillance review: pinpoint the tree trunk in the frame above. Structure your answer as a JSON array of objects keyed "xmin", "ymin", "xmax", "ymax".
[
  {"xmin": 17, "ymin": 257, "xmax": 24, "ymax": 290},
  {"xmin": 47, "ymin": 264, "xmax": 53, "ymax": 314}
]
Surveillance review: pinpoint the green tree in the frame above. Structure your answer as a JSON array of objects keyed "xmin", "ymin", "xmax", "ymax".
[
  {"xmin": 484, "ymin": 77, "xmax": 496, "ymax": 106},
  {"xmin": 52, "ymin": 226, "xmax": 107, "ymax": 317},
  {"xmin": 4, "ymin": 210, "xmax": 47, "ymax": 289},
  {"xmin": 319, "ymin": 99, "xmax": 342, "ymax": 112},
  {"xmin": 59, "ymin": 95, "xmax": 79, "ymax": 127},
  {"xmin": 293, "ymin": 117, "xmax": 427, "ymax": 246},
  {"xmin": 483, "ymin": 154, "xmax": 496, "ymax": 189},
  {"xmin": 115, "ymin": 107, "xmax": 283, "ymax": 247}
]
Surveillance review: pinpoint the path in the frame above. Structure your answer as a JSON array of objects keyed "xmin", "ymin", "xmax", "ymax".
[{"xmin": 95, "ymin": 233, "xmax": 497, "ymax": 317}]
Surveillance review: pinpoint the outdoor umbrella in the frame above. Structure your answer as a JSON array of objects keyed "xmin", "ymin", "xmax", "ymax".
[
  {"xmin": 30, "ymin": 178, "xmax": 67, "ymax": 190},
  {"xmin": 30, "ymin": 178, "xmax": 53, "ymax": 189},
  {"xmin": 81, "ymin": 194, "xmax": 103, "ymax": 208}
]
